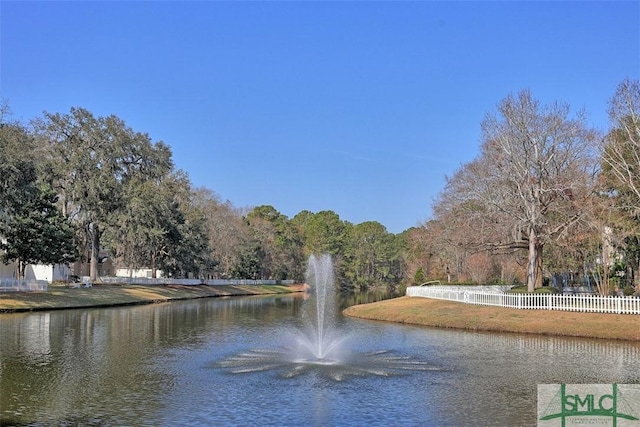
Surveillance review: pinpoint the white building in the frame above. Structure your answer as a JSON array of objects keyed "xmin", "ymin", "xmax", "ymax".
[
  {"xmin": 115, "ymin": 267, "xmax": 164, "ymax": 278},
  {"xmin": 0, "ymin": 261, "xmax": 72, "ymax": 283}
]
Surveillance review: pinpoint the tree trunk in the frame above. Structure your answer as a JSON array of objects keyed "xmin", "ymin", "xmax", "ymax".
[
  {"xmin": 526, "ymin": 228, "xmax": 544, "ymax": 292},
  {"xmin": 534, "ymin": 244, "xmax": 543, "ymax": 289},
  {"xmin": 89, "ymin": 222, "xmax": 100, "ymax": 282},
  {"xmin": 602, "ymin": 263, "xmax": 610, "ymax": 296},
  {"xmin": 151, "ymin": 252, "xmax": 157, "ymax": 279},
  {"xmin": 18, "ymin": 260, "xmax": 26, "ymax": 280},
  {"xmin": 602, "ymin": 239, "xmax": 612, "ymax": 295}
]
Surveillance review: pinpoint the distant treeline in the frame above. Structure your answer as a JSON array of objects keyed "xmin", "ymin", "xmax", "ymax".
[{"xmin": 3, "ymin": 78, "xmax": 640, "ymax": 295}]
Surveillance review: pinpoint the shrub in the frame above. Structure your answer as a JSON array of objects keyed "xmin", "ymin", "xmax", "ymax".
[{"xmin": 508, "ymin": 285, "xmax": 555, "ymax": 294}]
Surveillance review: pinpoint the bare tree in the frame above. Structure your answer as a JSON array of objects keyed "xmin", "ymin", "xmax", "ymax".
[
  {"xmin": 600, "ymin": 78, "xmax": 640, "ymax": 289},
  {"xmin": 435, "ymin": 90, "xmax": 599, "ymax": 291},
  {"xmin": 192, "ymin": 188, "xmax": 248, "ymax": 278},
  {"xmin": 403, "ymin": 226, "xmax": 438, "ymax": 283},
  {"xmin": 601, "ymin": 79, "xmax": 640, "ymax": 204},
  {"xmin": 464, "ymin": 252, "xmax": 494, "ymax": 284},
  {"xmin": 495, "ymin": 254, "xmax": 526, "ymax": 286},
  {"xmin": 432, "ymin": 156, "xmax": 517, "ymax": 283}
]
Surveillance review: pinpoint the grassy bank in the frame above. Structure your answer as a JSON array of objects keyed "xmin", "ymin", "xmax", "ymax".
[
  {"xmin": 343, "ymin": 296, "xmax": 640, "ymax": 341},
  {"xmin": 0, "ymin": 283, "xmax": 306, "ymax": 313}
]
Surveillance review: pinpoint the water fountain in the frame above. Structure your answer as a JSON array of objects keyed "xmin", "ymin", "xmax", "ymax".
[
  {"xmin": 217, "ymin": 254, "xmax": 437, "ymax": 380},
  {"xmin": 289, "ymin": 254, "xmax": 349, "ymax": 364}
]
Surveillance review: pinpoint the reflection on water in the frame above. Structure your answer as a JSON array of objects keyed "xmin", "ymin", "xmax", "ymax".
[
  {"xmin": 0, "ymin": 295, "xmax": 301, "ymax": 426},
  {"xmin": 418, "ymin": 328, "xmax": 640, "ymax": 427},
  {"xmin": 469, "ymin": 330, "xmax": 640, "ymax": 373},
  {"xmin": 339, "ymin": 288, "xmax": 403, "ymax": 309},
  {"xmin": 1, "ymin": 293, "xmax": 639, "ymax": 426}
]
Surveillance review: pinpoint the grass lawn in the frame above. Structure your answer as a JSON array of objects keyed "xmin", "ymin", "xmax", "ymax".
[
  {"xmin": 0, "ymin": 282, "xmax": 306, "ymax": 313},
  {"xmin": 343, "ymin": 296, "xmax": 640, "ymax": 341}
]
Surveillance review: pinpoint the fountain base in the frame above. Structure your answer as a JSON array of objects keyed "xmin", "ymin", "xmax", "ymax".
[{"xmin": 293, "ymin": 357, "xmax": 341, "ymax": 366}]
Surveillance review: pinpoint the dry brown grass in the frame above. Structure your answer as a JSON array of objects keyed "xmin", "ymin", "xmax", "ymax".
[{"xmin": 343, "ymin": 296, "xmax": 640, "ymax": 341}]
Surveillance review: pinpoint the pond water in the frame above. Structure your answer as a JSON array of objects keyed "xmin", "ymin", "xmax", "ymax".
[{"xmin": 1, "ymin": 293, "xmax": 639, "ymax": 426}]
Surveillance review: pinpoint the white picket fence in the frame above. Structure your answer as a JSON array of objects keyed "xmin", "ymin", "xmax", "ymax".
[
  {"xmin": 406, "ymin": 285, "xmax": 640, "ymax": 315},
  {"xmin": 0, "ymin": 278, "xmax": 48, "ymax": 292}
]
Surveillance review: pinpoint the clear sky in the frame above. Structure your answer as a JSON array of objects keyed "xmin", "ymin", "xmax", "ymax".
[{"xmin": 1, "ymin": 1, "xmax": 639, "ymax": 234}]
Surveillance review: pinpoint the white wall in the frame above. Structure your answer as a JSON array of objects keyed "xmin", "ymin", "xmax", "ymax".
[
  {"xmin": 116, "ymin": 268, "xmax": 164, "ymax": 278},
  {"xmin": 25, "ymin": 264, "xmax": 71, "ymax": 282}
]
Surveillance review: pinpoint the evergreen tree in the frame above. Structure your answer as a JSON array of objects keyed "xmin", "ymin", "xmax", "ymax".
[{"xmin": 1, "ymin": 184, "xmax": 76, "ymax": 278}]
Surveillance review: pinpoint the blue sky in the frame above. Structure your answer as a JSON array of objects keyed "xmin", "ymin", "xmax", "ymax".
[{"xmin": 1, "ymin": 1, "xmax": 639, "ymax": 234}]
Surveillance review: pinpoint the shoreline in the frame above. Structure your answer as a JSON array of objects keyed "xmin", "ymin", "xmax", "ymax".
[
  {"xmin": 0, "ymin": 283, "xmax": 307, "ymax": 313},
  {"xmin": 5, "ymin": 287, "xmax": 639, "ymax": 342},
  {"xmin": 343, "ymin": 296, "xmax": 640, "ymax": 341}
]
